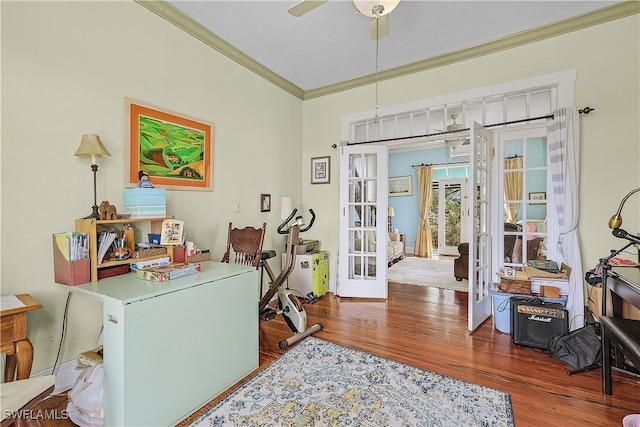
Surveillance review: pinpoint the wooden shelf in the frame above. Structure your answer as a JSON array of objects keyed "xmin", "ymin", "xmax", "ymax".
[{"xmin": 75, "ymin": 217, "xmax": 174, "ymax": 282}]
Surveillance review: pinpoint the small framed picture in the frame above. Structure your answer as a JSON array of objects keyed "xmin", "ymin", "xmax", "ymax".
[
  {"xmin": 529, "ymin": 192, "xmax": 546, "ymax": 204},
  {"xmin": 160, "ymin": 218, "xmax": 185, "ymax": 245},
  {"xmin": 311, "ymin": 156, "xmax": 330, "ymax": 184},
  {"xmin": 260, "ymin": 194, "xmax": 271, "ymax": 212},
  {"xmin": 389, "ymin": 175, "xmax": 413, "ymax": 197}
]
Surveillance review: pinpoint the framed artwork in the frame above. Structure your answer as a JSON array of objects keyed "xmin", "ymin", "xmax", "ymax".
[
  {"xmin": 311, "ymin": 156, "xmax": 330, "ymax": 184},
  {"xmin": 160, "ymin": 218, "xmax": 185, "ymax": 245},
  {"xmin": 529, "ymin": 192, "xmax": 546, "ymax": 204},
  {"xmin": 389, "ymin": 175, "xmax": 413, "ymax": 197},
  {"xmin": 127, "ymin": 98, "xmax": 214, "ymax": 191},
  {"xmin": 260, "ymin": 194, "xmax": 271, "ymax": 212}
]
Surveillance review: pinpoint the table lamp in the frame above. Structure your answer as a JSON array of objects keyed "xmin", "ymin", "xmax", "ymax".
[
  {"xmin": 388, "ymin": 205, "xmax": 395, "ymax": 232},
  {"xmin": 75, "ymin": 134, "xmax": 111, "ymax": 219},
  {"xmin": 281, "ymin": 197, "xmax": 293, "ymax": 220}
]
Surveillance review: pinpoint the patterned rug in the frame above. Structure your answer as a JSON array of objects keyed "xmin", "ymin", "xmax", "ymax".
[
  {"xmin": 388, "ymin": 256, "xmax": 468, "ymax": 291},
  {"xmin": 188, "ymin": 337, "xmax": 514, "ymax": 426}
]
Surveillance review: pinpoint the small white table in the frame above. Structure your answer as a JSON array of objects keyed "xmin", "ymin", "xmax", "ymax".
[{"xmin": 64, "ymin": 262, "xmax": 258, "ymax": 426}]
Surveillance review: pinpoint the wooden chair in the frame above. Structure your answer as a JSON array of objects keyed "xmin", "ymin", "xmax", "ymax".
[{"xmin": 221, "ymin": 222, "xmax": 266, "ymax": 269}]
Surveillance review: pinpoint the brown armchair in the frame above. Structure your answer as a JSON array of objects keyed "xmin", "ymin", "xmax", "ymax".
[
  {"xmin": 454, "ymin": 243, "xmax": 469, "ymax": 281},
  {"xmin": 454, "ymin": 223, "xmax": 525, "ymax": 281}
]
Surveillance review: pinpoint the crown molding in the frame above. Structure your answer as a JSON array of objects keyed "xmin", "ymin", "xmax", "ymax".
[{"xmin": 137, "ymin": 1, "xmax": 638, "ymax": 101}]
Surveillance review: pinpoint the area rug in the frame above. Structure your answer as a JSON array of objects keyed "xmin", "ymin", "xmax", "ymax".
[
  {"xmin": 188, "ymin": 337, "xmax": 514, "ymax": 426},
  {"xmin": 388, "ymin": 256, "xmax": 468, "ymax": 291}
]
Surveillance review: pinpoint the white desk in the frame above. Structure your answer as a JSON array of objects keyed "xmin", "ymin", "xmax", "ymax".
[{"xmin": 64, "ymin": 262, "xmax": 258, "ymax": 426}]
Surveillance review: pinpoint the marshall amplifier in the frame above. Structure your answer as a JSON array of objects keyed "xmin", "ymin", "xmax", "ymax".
[{"xmin": 511, "ymin": 299, "xmax": 568, "ymax": 350}]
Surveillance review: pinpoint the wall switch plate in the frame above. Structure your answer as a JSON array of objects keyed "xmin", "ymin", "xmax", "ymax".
[{"xmin": 235, "ymin": 202, "xmax": 240, "ymax": 212}]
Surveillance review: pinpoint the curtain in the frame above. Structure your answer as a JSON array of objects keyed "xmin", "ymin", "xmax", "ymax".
[
  {"xmin": 503, "ymin": 156, "xmax": 523, "ymax": 223},
  {"xmin": 547, "ymin": 108, "xmax": 584, "ymax": 331},
  {"xmin": 414, "ymin": 165, "xmax": 433, "ymax": 258}
]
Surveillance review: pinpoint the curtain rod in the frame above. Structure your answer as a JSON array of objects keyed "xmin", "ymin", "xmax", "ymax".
[
  {"xmin": 349, "ymin": 106, "xmax": 595, "ymax": 146},
  {"xmin": 411, "ymin": 162, "xmax": 470, "ymax": 168}
]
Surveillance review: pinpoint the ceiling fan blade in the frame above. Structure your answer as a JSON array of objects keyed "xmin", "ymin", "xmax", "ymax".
[
  {"xmin": 287, "ymin": 0, "xmax": 329, "ymax": 17},
  {"xmin": 370, "ymin": 14, "xmax": 390, "ymax": 40}
]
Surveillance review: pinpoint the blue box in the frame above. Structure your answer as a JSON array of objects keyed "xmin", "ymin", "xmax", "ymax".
[
  {"xmin": 124, "ymin": 205, "xmax": 167, "ymax": 218},
  {"xmin": 123, "ymin": 188, "xmax": 167, "ymax": 207}
]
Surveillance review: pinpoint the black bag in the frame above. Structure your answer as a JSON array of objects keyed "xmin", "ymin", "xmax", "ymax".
[{"xmin": 548, "ymin": 324, "xmax": 601, "ymax": 372}]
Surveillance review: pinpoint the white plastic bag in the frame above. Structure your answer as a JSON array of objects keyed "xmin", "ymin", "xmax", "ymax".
[{"xmin": 67, "ymin": 364, "xmax": 104, "ymax": 426}]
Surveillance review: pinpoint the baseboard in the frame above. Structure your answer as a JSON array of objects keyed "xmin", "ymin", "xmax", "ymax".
[{"xmin": 31, "ymin": 360, "xmax": 82, "ymax": 394}]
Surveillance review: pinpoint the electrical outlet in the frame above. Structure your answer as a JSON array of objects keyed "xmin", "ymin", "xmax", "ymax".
[{"xmin": 235, "ymin": 202, "xmax": 240, "ymax": 212}]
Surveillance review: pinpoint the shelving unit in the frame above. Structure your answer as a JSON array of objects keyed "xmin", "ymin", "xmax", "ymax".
[{"xmin": 75, "ymin": 217, "xmax": 174, "ymax": 282}]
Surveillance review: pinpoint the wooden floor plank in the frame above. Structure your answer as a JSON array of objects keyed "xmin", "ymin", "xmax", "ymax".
[{"xmin": 37, "ymin": 282, "xmax": 639, "ymax": 426}]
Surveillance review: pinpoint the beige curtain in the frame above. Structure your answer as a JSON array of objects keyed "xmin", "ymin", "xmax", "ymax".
[
  {"xmin": 503, "ymin": 156, "xmax": 523, "ymax": 223},
  {"xmin": 414, "ymin": 165, "xmax": 433, "ymax": 258}
]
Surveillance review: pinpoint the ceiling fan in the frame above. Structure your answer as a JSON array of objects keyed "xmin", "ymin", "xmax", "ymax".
[
  {"xmin": 287, "ymin": 0, "xmax": 401, "ymax": 40},
  {"xmin": 443, "ymin": 114, "xmax": 470, "ymax": 152}
]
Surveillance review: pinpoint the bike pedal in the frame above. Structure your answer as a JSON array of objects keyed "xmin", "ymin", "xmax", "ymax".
[
  {"xmin": 260, "ymin": 308, "xmax": 277, "ymax": 321},
  {"xmin": 305, "ymin": 292, "xmax": 319, "ymax": 304}
]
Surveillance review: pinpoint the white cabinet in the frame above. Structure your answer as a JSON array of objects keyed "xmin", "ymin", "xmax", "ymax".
[
  {"xmin": 65, "ymin": 262, "xmax": 258, "ymax": 426},
  {"xmin": 283, "ymin": 251, "xmax": 328, "ymax": 297}
]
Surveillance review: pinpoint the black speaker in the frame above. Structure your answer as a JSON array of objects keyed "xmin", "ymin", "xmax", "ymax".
[{"xmin": 511, "ymin": 298, "xmax": 569, "ymax": 349}]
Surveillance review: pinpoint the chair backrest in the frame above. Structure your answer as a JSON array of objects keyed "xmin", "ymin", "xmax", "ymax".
[{"xmin": 221, "ymin": 222, "xmax": 266, "ymax": 269}]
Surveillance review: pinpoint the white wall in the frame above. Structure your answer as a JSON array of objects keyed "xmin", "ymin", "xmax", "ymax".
[
  {"xmin": 302, "ymin": 15, "xmax": 640, "ymax": 289},
  {"xmin": 2, "ymin": 1, "xmax": 638, "ymax": 379},
  {"xmin": 1, "ymin": 1, "xmax": 302, "ymax": 374}
]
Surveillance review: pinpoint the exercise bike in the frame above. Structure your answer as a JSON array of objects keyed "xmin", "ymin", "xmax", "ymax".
[{"xmin": 259, "ymin": 208, "xmax": 324, "ymax": 349}]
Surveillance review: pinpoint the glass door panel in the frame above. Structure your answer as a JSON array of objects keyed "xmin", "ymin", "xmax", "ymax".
[
  {"xmin": 468, "ymin": 122, "xmax": 493, "ymax": 332},
  {"xmin": 437, "ymin": 179, "xmax": 467, "ymax": 256},
  {"xmin": 496, "ymin": 127, "xmax": 548, "ymax": 275},
  {"xmin": 339, "ymin": 145, "xmax": 388, "ymax": 298}
]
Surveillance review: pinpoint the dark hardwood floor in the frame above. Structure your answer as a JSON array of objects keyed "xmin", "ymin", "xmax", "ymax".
[{"xmin": 37, "ymin": 282, "xmax": 639, "ymax": 426}]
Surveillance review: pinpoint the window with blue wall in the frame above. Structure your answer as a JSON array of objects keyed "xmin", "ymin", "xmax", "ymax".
[{"xmin": 388, "ymin": 146, "xmax": 470, "ymax": 251}]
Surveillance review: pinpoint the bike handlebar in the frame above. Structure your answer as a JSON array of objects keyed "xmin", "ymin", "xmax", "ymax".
[
  {"xmin": 300, "ymin": 209, "xmax": 315, "ymax": 233},
  {"xmin": 277, "ymin": 208, "xmax": 316, "ymax": 234}
]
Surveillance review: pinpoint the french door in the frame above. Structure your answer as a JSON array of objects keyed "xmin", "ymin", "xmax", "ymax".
[
  {"xmin": 436, "ymin": 179, "xmax": 468, "ymax": 256},
  {"xmin": 468, "ymin": 122, "xmax": 493, "ymax": 331},
  {"xmin": 337, "ymin": 144, "xmax": 388, "ymax": 298}
]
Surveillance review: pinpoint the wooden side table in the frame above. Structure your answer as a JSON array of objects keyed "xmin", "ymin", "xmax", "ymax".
[{"xmin": 1, "ymin": 294, "xmax": 43, "ymax": 382}]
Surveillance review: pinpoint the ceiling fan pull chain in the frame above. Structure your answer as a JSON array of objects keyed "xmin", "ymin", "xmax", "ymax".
[{"xmin": 374, "ymin": 8, "xmax": 381, "ymax": 123}]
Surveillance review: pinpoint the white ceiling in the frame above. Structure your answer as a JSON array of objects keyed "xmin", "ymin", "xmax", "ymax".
[{"xmin": 166, "ymin": 0, "xmax": 621, "ymax": 93}]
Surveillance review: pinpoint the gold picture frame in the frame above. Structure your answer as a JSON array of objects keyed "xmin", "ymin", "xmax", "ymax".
[
  {"xmin": 389, "ymin": 175, "xmax": 413, "ymax": 197},
  {"xmin": 311, "ymin": 156, "xmax": 330, "ymax": 184}
]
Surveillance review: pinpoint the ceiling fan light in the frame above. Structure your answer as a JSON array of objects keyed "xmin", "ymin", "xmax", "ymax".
[
  {"xmin": 353, "ymin": 0, "xmax": 400, "ymax": 18},
  {"xmin": 445, "ymin": 138, "xmax": 465, "ymax": 150}
]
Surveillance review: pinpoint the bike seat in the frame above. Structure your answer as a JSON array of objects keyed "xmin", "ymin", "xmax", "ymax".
[{"xmin": 260, "ymin": 250, "xmax": 276, "ymax": 260}]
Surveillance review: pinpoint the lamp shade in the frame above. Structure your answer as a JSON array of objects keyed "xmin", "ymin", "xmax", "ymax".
[
  {"xmin": 74, "ymin": 134, "xmax": 111, "ymax": 163},
  {"xmin": 353, "ymin": 0, "xmax": 400, "ymax": 17},
  {"xmin": 281, "ymin": 196, "xmax": 293, "ymax": 220},
  {"xmin": 388, "ymin": 205, "xmax": 395, "ymax": 217}
]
